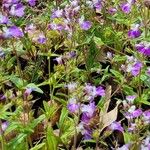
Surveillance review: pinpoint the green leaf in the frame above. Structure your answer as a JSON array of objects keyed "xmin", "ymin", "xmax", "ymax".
[
  {"xmin": 59, "ymin": 108, "xmax": 68, "ymax": 131},
  {"xmin": 10, "ymin": 75, "xmax": 25, "ymax": 89},
  {"xmin": 86, "ymin": 40, "xmax": 97, "ymax": 70},
  {"xmin": 8, "ymin": 133, "xmax": 27, "ymax": 149},
  {"xmin": 46, "ymin": 127, "xmax": 60, "ymax": 150},
  {"xmin": 123, "ymin": 132, "xmax": 132, "ymax": 144},
  {"xmin": 30, "ymin": 143, "xmax": 45, "ymax": 150},
  {"xmin": 93, "ymin": 36, "xmax": 104, "ymax": 46},
  {"xmin": 110, "ymin": 69, "xmax": 124, "ymax": 81},
  {"xmin": 26, "ymin": 83, "xmax": 43, "ymax": 94}
]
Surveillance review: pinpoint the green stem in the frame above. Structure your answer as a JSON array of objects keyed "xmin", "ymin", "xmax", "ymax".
[{"xmin": 48, "ymin": 56, "xmax": 52, "ymax": 100}]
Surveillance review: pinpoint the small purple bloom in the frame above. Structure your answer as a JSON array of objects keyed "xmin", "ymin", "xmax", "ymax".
[
  {"xmin": 131, "ymin": 61, "xmax": 142, "ymax": 76},
  {"xmin": 126, "ymin": 95, "xmax": 136, "ymax": 103},
  {"xmin": 141, "ymin": 136, "xmax": 150, "ymax": 150},
  {"xmin": 24, "ymin": 88, "xmax": 33, "ymax": 97},
  {"xmin": 83, "ymin": 128, "xmax": 92, "ymax": 140},
  {"xmin": 51, "ymin": 8, "xmax": 63, "ymax": 19},
  {"xmin": 126, "ymin": 108, "xmax": 143, "ymax": 119},
  {"xmin": 93, "ymin": 0, "xmax": 102, "ymax": 11},
  {"xmin": 28, "ymin": 0, "xmax": 36, "ymax": 6},
  {"xmin": 96, "ymin": 86, "xmax": 105, "ymax": 96},
  {"xmin": 9, "ymin": 3, "xmax": 25, "ymax": 17},
  {"xmin": 109, "ymin": 121, "xmax": 124, "ymax": 132},
  {"xmin": 128, "ymin": 24, "xmax": 141, "ymax": 38},
  {"xmin": 67, "ymin": 98, "xmax": 79, "ymax": 113},
  {"xmin": 37, "ymin": 34, "xmax": 46, "ymax": 44},
  {"xmin": 4, "ymin": 26, "xmax": 24, "ymax": 38},
  {"xmin": 25, "ymin": 24, "xmax": 36, "ymax": 32},
  {"xmin": 81, "ymin": 102, "xmax": 96, "ymax": 118},
  {"xmin": 80, "ymin": 21, "xmax": 92, "ymax": 30},
  {"xmin": 0, "ymin": 14, "xmax": 9, "ymax": 24},
  {"xmin": 54, "ymin": 56, "xmax": 63, "ymax": 64},
  {"xmin": 108, "ymin": 7, "xmax": 117, "ymax": 15},
  {"xmin": 117, "ymin": 144, "xmax": 130, "ymax": 150},
  {"xmin": 0, "ymin": 94, "xmax": 6, "ymax": 101},
  {"xmin": 0, "ymin": 49, "xmax": 5, "ymax": 58},
  {"xmin": 147, "ymin": 68, "xmax": 150, "ymax": 75},
  {"xmin": 121, "ymin": 3, "xmax": 131, "ymax": 14},
  {"xmin": 78, "ymin": 123, "xmax": 92, "ymax": 140},
  {"xmin": 0, "ymin": 122, "xmax": 8, "ymax": 134},
  {"xmin": 56, "ymin": 24, "xmax": 65, "ymax": 31},
  {"xmin": 66, "ymin": 82, "xmax": 77, "ymax": 93},
  {"xmin": 135, "ymin": 42, "xmax": 150, "ymax": 56},
  {"xmin": 66, "ymin": 51, "xmax": 76, "ymax": 59},
  {"xmin": 106, "ymin": 51, "xmax": 113, "ymax": 59},
  {"xmin": 84, "ymin": 84, "xmax": 105, "ymax": 100},
  {"xmin": 143, "ymin": 110, "xmax": 150, "ymax": 124}
]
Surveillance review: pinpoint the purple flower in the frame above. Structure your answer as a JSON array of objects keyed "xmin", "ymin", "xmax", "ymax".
[
  {"xmin": 28, "ymin": 0, "xmax": 36, "ymax": 6},
  {"xmin": 96, "ymin": 86, "xmax": 105, "ymax": 96},
  {"xmin": 66, "ymin": 82, "xmax": 77, "ymax": 93},
  {"xmin": 67, "ymin": 98, "xmax": 79, "ymax": 113},
  {"xmin": 106, "ymin": 51, "xmax": 113, "ymax": 59},
  {"xmin": 0, "ymin": 94, "xmax": 6, "ymax": 101},
  {"xmin": 81, "ymin": 113, "xmax": 91, "ymax": 123},
  {"xmin": 66, "ymin": 51, "xmax": 76, "ymax": 59},
  {"xmin": 51, "ymin": 8, "xmax": 63, "ymax": 19},
  {"xmin": 147, "ymin": 68, "xmax": 150, "ymax": 75},
  {"xmin": 0, "ymin": 122, "xmax": 8, "ymax": 134},
  {"xmin": 80, "ymin": 21, "xmax": 92, "ymax": 30},
  {"xmin": 78, "ymin": 123, "xmax": 92, "ymax": 140},
  {"xmin": 141, "ymin": 136, "xmax": 150, "ymax": 150},
  {"xmin": 143, "ymin": 110, "xmax": 150, "ymax": 124},
  {"xmin": 0, "ymin": 14, "xmax": 9, "ymax": 24},
  {"xmin": 131, "ymin": 61, "xmax": 142, "ymax": 76},
  {"xmin": 4, "ymin": 26, "xmax": 24, "ymax": 38},
  {"xmin": 108, "ymin": 121, "xmax": 124, "ymax": 132},
  {"xmin": 0, "ymin": 49, "xmax": 5, "ymax": 58},
  {"xmin": 108, "ymin": 8, "xmax": 117, "ymax": 15},
  {"xmin": 121, "ymin": 2, "xmax": 131, "ymax": 14},
  {"xmin": 135, "ymin": 42, "xmax": 150, "ymax": 56},
  {"xmin": 25, "ymin": 24, "xmax": 36, "ymax": 32},
  {"xmin": 24, "ymin": 88, "xmax": 33, "ymax": 97},
  {"xmin": 54, "ymin": 56, "xmax": 63, "ymax": 64},
  {"xmin": 117, "ymin": 144, "xmax": 130, "ymax": 150},
  {"xmin": 37, "ymin": 34, "xmax": 46, "ymax": 44},
  {"xmin": 9, "ymin": 3, "xmax": 25, "ymax": 17},
  {"xmin": 84, "ymin": 84, "xmax": 105, "ymax": 100},
  {"xmin": 128, "ymin": 24, "xmax": 141, "ymax": 38},
  {"xmin": 56, "ymin": 24, "xmax": 65, "ymax": 31},
  {"xmin": 93, "ymin": 0, "xmax": 102, "ymax": 11},
  {"xmin": 2, "ymin": 0, "xmax": 20, "ymax": 8},
  {"xmin": 126, "ymin": 107, "xmax": 142, "ymax": 119},
  {"xmin": 83, "ymin": 128, "xmax": 92, "ymax": 140},
  {"xmin": 81, "ymin": 102, "xmax": 96, "ymax": 119},
  {"xmin": 126, "ymin": 95, "xmax": 136, "ymax": 103}
]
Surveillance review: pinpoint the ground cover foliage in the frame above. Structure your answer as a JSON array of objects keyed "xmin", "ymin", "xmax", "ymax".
[{"xmin": 0, "ymin": 0, "xmax": 150, "ymax": 149}]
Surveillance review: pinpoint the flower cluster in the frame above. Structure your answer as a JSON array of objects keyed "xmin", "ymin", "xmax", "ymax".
[
  {"xmin": 121, "ymin": 56, "xmax": 143, "ymax": 76},
  {"xmin": 135, "ymin": 42, "xmax": 150, "ymax": 56},
  {"xmin": 121, "ymin": 0, "xmax": 135, "ymax": 14},
  {"xmin": 48, "ymin": 0, "xmax": 92, "ymax": 38},
  {"xmin": 66, "ymin": 82, "xmax": 105, "ymax": 139}
]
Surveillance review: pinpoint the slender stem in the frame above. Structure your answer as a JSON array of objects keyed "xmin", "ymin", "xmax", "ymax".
[
  {"xmin": 11, "ymin": 40, "xmax": 24, "ymax": 84},
  {"xmin": 48, "ymin": 56, "xmax": 52, "ymax": 100},
  {"xmin": 72, "ymin": 118, "xmax": 77, "ymax": 150}
]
